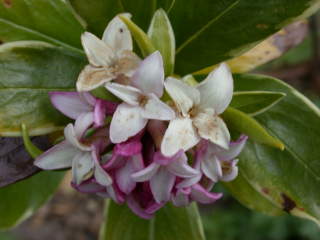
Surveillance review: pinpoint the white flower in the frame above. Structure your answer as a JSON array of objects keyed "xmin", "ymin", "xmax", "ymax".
[
  {"xmin": 77, "ymin": 14, "xmax": 140, "ymax": 91},
  {"xmin": 106, "ymin": 51, "xmax": 175, "ymax": 143},
  {"xmin": 161, "ymin": 63, "xmax": 233, "ymax": 157}
]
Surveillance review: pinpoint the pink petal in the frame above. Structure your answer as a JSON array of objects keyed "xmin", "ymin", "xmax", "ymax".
[
  {"xmin": 167, "ymin": 153, "xmax": 199, "ymax": 178},
  {"xmin": 201, "ymin": 155, "xmax": 223, "ymax": 182},
  {"xmin": 176, "ymin": 174, "xmax": 202, "ymax": 189},
  {"xmin": 74, "ymin": 112, "xmax": 94, "ymax": 138},
  {"xmin": 216, "ymin": 135, "xmax": 248, "ymax": 161},
  {"xmin": 190, "ymin": 184, "xmax": 223, "ymax": 204},
  {"xmin": 131, "ymin": 162, "xmax": 159, "ymax": 182},
  {"xmin": 49, "ymin": 92, "xmax": 93, "ymax": 119},
  {"xmin": 72, "ymin": 179, "xmax": 105, "ymax": 193},
  {"xmin": 114, "ymin": 138, "xmax": 142, "ymax": 157},
  {"xmin": 131, "ymin": 51, "xmax": 164, "ymax": 97},
  {"xmin": 127, "ymin": 195, "xmax": 153, "ymax": 219},
  {"xmin": 115, "ymin": 157, "xmax": 138, "ymax": 194}
]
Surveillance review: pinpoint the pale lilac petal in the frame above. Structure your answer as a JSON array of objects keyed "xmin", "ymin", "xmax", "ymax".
[
  {"xmin": 94, "ymin": 161, "xmax": 112, "ymax": 186},
  {"xmin": 105, "ymin": 82, "xmax": 141, "ymax": 105},
  {"xmin": 131, "ymin": 162, "xmax": 160, "ymax": 182},
  {"xmin": 161, "ymin": 118, "xmax": 200, "ymax": 157},
  {"xmin": 115, "ymin": 158, "xmax": 138, "ymax": 194},
  {"xmin": 167, "ymin": 154, "xmax": 199, "ymax": 178},
  {"xmin": 74, "ymin": 112, "xmax": 94, "ymax": 138},
  {"xmin": 127, "ymin": 195, "xmax": 153, "ymax": 219},
  {"xmin": 64, "ymin": 124, "xmax": 91, "ymax": 151},
  {"xmin": 34, "ymin": 141, "xmax": 76, "ymax": 170},
  {"xmin": 93, "ymin": 99, "xmax": 107, "ymax": 127},
  {"xmin": 141, "ymin": 94, "xmax": 175, "ymax": 120},
  {"xmin": 216, "ymin": 135, "xmax": 248, "ymax": 161},
  {"xmin": 176, "ymin": 174, "xmax": 202, "ymax": 189},
  {"xmin": 77, "ymin": 65, "xmax": 114, "ymax": 92},
  {"xmin": 172, "ymin": 189, "xmax": 190, "ymax": 207},
  {"xmin": 72, "ymin": 179, "xmax": 105, "ymax": 193},
  {"xmin": 193, "ymin": 112, "xmax": 230, "ymax": 150},
  {"xmin": 201, "ymin": 156, "xmax": 223, "ymax": 182},
  {"xmin": 106, "ymin": 185, "xmax": 125, "ymax": 204},
  {"xmin": 150, "ymin": 167, "xmax": 175, "ymax": 203},
  {"xmin": 131, "ymin": 51, "xmax": 164, "ymax": 97},
  {"xmin": 72, "ymin": 152, "xmax": 94, "ymax": 185},
  {"xmin": 191, "ymin": 184, "xmax": 223, "ymax": 204},
  {"xmin": 102, "ymin": 14, "xmax": 133, "ymax": 53},
  {"xmin": 81, "ymin": 32, "xmax": 115, "ymax": 67},
  {"xmin": 154, "ymin": 150, "xmax": 183, "ymax": 166},
  {"xmin": 221, "ymin": 159, "xmax": 239, "ymax": 182},
  {"xmin": 109, "ymin": 103, "xmax": 147, "ymax": 143},
  {"xmin": 49, "ymin": 92, "xmax": 93, "ymax": 119},
  {"xmin": 197, "ymin": 63, "xmax": 233, "ymax": 114},
  {"xmin": 164, "ymin": 77, "xmax": 200, "ymax": 116}
]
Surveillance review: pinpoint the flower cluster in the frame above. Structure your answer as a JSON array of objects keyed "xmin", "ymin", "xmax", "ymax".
[{"xmin": 34, "ymin": 15, "xmax": 247, "ymax": 219}]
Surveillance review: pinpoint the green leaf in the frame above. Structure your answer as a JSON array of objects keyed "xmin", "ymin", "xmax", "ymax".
[
  {"xmin": 0, "ymin": 170, "xmax": 64, "ymax": 230},
  {"xmin": 231, "ymin": 91, "xmax": 286, "ymax": 116},
  {"xmin": 0, "ymin": 0, "xmax": 85, "ymax": 53},
  {"xmin": 225, "ymin": 74, "xmax": 320, "ymax": 225},
  {"xmin": 222, "ymin": 107, "xmax": 285, "ymax": 150},
  {"xmin": 148, "ymin": 9, "xmax": 175, "ymax": 75},
  {"xmin": 69, "ymin": 0, "xmax": 320, "ymax": 74},
  {"xmin": 0, "ymin": 41, "xmax": 86, "ymax": 136},
  {"xmin": 101, "ymin": 201, "xmax": 205, "ymax": 240},
  {"xmin": 119, "ymin": 15, "xmax": 156, "ymax": 57}
]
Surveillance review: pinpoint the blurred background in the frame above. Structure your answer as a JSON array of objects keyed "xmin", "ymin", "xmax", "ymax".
[{"xmin": 1, "ymin": 11, "xmax": 320, "ymax": 240}]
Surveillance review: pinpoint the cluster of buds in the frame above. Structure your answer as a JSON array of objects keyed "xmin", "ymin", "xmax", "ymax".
[{"xmin": 34, "ymin": 15, "xmax": 247, "ymax": 219}]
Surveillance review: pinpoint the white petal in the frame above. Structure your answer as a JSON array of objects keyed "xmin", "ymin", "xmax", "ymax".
[
  {"xmin": 105, "ymin": 82, "xmax": 141, "ymax": 105},
  {"xmin": 34, "ymin": 141, "xmax": 77, "ymax": 170},
  {"xmin": 131, "ymin": 51, "xmax": 164, "ymax": 97},
  {"xmin": 72, "ymin": 152, "xmax": 94, "ymax": 185},
  {"xmin": 161, "ymin": 118, "xmax": 200, "ymax": 157},
  {"xmin": 201, "ymin": 156, "xmax": 223, "ymax": 182},
  {"xmin": 150, "ymin": 167, "xmax": 175, "ymax": 203},
  {"xmin": 167, "ymin": 154, "xmax": 199, "ymax": 177},
  {"xmin": 176, "ymin": 174, "xmax": 202, "ymax": 189},
  {"xmin": 77, "ymin": 65, "xmax": 114, "ymax": 92},
  {"xmin": 94, "ymin": 161, "xmax": 112, "ymax": 186},
  {"xmin": 197, "ymin": 63, "xmax": 233, "ymax": 114},
  {"xmin": 193, "ymin": 112, "xmax": 230, "ymax": 150},
  {"xmin": 131, "ymin": 162, "xmax": 160, "ymax": 182},
  {"xmin": 102, "ymin": 14, "xmax": 133, "ymax": 53},
  {"xmin": 109, "ymin": 103, "xmax": 147, "ymax": 143},
  {"xmin": 64, "ymin": 124, "xmax": 91, "ymax": 151},
  {"xmin": 74, "ymin": 112, "xmax": 94, "ymax": 138},
  {"xmin": 141, "ymin": 94, "xmax": 175, "ymax": 120},
  {"xmin": 190, "ymin": 184, "xmax": 223, "ymax": 204},
  {"xmin": 49, "ymin": 92, "xmax": 93, "ymax": 119},
  {"xmin": 216, "ymin": 135, "xmax": 248, "ymax": 161},
  {"xmin": 81, "ymin": 32, "xmax": 115, "ymax": 67},
  {"xmin": 165, "ymin": 77, "xmax": 200, "ymax": 116},
  {"xmin": 221, "ymin": 164, "xmax": 238, "ymax": 182}
]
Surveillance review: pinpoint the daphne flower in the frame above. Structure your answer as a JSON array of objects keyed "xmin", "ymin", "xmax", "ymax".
[
  {"xmin": 131, "ymin": 150, "xmax": 199, "ymax": 203},
  {"xmin": 106, "ymin": 51, "xmax": 175, "ymax": 143},
  {"xmin": 77, "ymin": 14, "xmax": 140, "ymax": 91},
  {"xmin": 161, "ymin": 63, "xmax": 233, "ymax": 157},
  {"xmin": 34, "ymin": 114, "xmax": 112, "ymax": 186},
  {"xmin": 49, "ymin": 91, "xmax": 117, "ymax": 127},
  {"xmin": 198, "ymin": 135, "xmax": 248, "ymax": 182}
]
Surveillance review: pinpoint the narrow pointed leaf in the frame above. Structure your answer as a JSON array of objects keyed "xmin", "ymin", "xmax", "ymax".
[
  {"xmin": 222, "ymin": 107, "xmax": 284, "ymax": 150},
  {"xmin": 0, "ymin": 0, "xmax": 85, "ymax": 52},
  {"xmin": 231, "ymin": 91, "xmax": 286, "ymax": 116},
  {"xmin": 21, "ymin": 124, "xmax": 43, "ymax": 158},
  {"xmin": 0, "ymin": 170, "xmax": 64, "ymax": 230},
  {"xmin": 148, "ymin": 9, "xmax": 175, "ymax": 75},
  {"xmin": 101, "ymin": 200, "xmax": 205, "ymax": 240},
  {"xmin": 0, "ymin": 41, "xmax": 86, "ymax": 136},
  {"xmin": 119, "ymin": 15, "xmax": 156, "ymax": 57},
  {"xmin": 225, "ymin": 74, "xmax": 320, "ymax": 225}
]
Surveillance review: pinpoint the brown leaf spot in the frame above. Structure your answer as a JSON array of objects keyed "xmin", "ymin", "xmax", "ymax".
[
  {"xmin": 2, "ymin": 0, "xmax": 12, "ymax": 8},
  {"xmin": 281, "ymin": 193, "xmax": 296, "ymax": 213},
  {"xmin": 261, "ymin": 187, "xmax": 270, "ymax": 194},
  {"xmin": 256, "ymin": 24, "xmax": 269, "ymax": 30}
]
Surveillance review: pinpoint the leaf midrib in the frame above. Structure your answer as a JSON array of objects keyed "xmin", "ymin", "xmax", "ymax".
[
  {"xmin": 0, "ymin": 18, "xmax": 84, "ymax": 54},
  {"xmin": 176, "ymin": 0, "xmax": 240, "ymax": 54}
]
